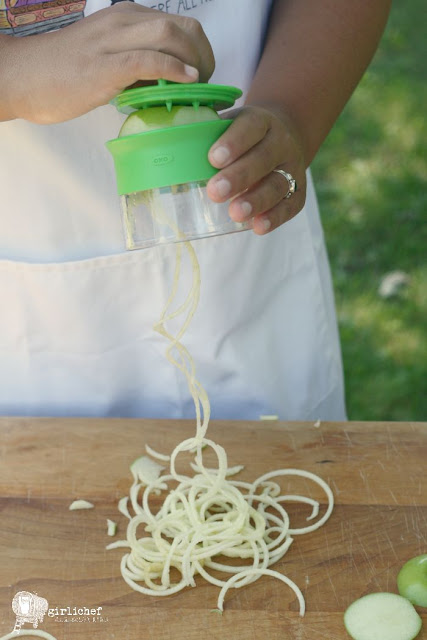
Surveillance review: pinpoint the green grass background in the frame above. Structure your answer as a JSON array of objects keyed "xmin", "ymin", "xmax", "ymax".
[{"xmin": 311, "ymin": 0, "xmax": 426, "ymax": 421}]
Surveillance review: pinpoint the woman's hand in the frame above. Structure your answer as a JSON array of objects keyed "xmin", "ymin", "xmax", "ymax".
[
  {"xmin": 207, "ymin": 105, "xmax": 306, "ymax": 235},
  {"xmin": 0, "ymin": 2, "xmax": 214, "ymax": 124}
]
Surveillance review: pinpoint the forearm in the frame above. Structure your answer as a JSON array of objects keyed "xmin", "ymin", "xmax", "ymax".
[{"xmin": 246, "ymin": 0, "xmax": 391, "ymax": 167}]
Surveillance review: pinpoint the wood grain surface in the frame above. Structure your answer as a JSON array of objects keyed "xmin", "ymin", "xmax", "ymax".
[{"xmin": 0, "ymin": 418, "xmax": 426, "ymax": 640}]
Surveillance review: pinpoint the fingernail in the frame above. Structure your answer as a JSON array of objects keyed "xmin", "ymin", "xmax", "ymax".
[
  {"xmin": 239, "ymin": 201, "xmax": 253, "ymax": 217},
  {"xmin": 262, "ymin": 217, "xmax": 271, "ymax": 231},
  {"xmin": 184, "ymin": 64, "xmax": 199, "ymax": 79},
  {"xmin": 213, "ymin": 178, "xmax": 231, "ymax": 198},
  {"xmin": 211, "ymin": 146, "xmax": 231, "ymax": 166}
]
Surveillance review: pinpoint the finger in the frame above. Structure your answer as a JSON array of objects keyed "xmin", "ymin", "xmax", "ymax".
[
  {"xmin": 106, "ymin": 50, "xmax": 199, "ymax": 89},
  {"xmin": 208, "ymin": 107, "xmax": 271, "ymax": 169},
  {"xmin": 206, "ymin": 128, "xmax": 283, "ymax": 202},
  {"xmin": 228, "ymin": 169, "xmax": 304, "ymax": 222},
  {"xmin": 103, "ymin": 5, "xmax": 214, "ymax": 82},
  {"xmin": 177, "ymin": 15, "xmax": 215, "ymax": 82},
  {"xmin": 109, "ymin": 24, "xmax": 203, "ymax": 74},
  {"xmin": 111, "ymin": 16, "xmax": 213, "ymax": 82},
  {"xmin": 251, "ymin": 189, "xmax": 306, "ymax": 235}
]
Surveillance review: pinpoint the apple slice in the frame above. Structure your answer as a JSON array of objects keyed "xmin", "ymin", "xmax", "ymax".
[
  {"xmin": 398, "ymin": 555, "xmax": 427, "ymax": 607},
  {"xmin": 119, "ymin": 105, "xmax": 219, "ymax": 137},
  {"xmin": 344, "ymin": 592, "xmax": 422, "ymax": 640}
]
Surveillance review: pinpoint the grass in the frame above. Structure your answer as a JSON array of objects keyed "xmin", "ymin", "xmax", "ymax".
[{"xmin": 311, "ymin": 0, "xmax": 427, "ymax": 421}]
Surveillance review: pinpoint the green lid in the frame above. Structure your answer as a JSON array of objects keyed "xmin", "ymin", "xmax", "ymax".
[
  {"xmin": 111, "ymin": 78, "xmax": 242, "ymax": 114},
  {"xmin": 107, "ymin": 80, "xmax": 242, "ymax": 194}
]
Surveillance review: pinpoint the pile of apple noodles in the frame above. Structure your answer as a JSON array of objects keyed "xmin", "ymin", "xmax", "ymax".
[{"xmin": 107, "ymin": 225, "xmax": 333, "ymax": 613}]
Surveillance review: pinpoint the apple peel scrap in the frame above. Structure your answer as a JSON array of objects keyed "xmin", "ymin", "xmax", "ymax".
[{"xmin": 68, "ymin": 499, "xmax": 94, "ymax": 510}]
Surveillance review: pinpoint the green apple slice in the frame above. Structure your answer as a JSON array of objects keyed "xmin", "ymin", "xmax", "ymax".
[
  {"xmin": 398, "ymin": 554, "xmax": 427, "ymax": 607},
  {"xmin": 344, "ymin": 592, "xmax": 422, "ymax": 640},
  {"xmin": 119, "ymin": 105, "xmax": 219, "ymax": 137}
]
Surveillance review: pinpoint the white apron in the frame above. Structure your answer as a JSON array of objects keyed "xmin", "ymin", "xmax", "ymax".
[{"xmin": 0, "ymin": 0, "xmax": 346, "ymax": 420}]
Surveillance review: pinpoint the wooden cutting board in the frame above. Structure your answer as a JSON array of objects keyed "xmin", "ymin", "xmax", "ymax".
[{"xmin": 0, "ymin": 417, "xmax": 426, "ymax": 640}]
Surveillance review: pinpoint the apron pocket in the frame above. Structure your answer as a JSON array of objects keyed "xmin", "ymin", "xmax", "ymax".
[{"xmin": 0, "ymin": 249, "xmax": 181, "ymax": 417}]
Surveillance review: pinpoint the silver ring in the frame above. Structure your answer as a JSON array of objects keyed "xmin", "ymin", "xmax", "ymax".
[{"xmin": 273, "ymin": 169, "xmax": 297, "ymax": 199}]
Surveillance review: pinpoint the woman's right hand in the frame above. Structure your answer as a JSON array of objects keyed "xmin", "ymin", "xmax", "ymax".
[{"xmin": 0, "ymin": 2, "xmax": 215, "ymax": 124}]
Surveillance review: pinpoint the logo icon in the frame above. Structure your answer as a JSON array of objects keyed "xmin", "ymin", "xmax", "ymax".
[
  {"xmin": 12, "ymin": 591, "xmax": 48, "ymax": 634},
  {"xmin": 152, "ymin": 153, "xmax": 174, "ymax": 166}
]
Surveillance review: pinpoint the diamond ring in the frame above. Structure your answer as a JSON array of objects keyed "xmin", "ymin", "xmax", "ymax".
[{"xmin": 273, "ymin": 169, "xmax": 298, "ymax": 199}]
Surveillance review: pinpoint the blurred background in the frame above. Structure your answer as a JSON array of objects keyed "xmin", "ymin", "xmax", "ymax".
[{"xmin": 311, "ymin": 0, "xmax": 426, "ymax": 421}]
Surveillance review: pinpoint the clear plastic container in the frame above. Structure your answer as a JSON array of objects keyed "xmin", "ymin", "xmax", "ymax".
[{"xmin": 121, "ymin": 180, "xmax": 251, "ymax": 250}]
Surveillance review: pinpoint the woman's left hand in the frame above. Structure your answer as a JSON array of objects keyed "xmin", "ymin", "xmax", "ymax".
[{"xmin": 207, "ymin": 104, "xmax": 306, "ymax": 235}]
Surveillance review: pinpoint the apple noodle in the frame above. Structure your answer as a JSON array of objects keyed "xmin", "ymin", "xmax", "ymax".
[
  {"xmin": 0, "ymin": 631, "xmax": 58, "ymax": 639},
  {"xmin": 107, "ymin": 202, "xmax": 334, "ymax": 613}
]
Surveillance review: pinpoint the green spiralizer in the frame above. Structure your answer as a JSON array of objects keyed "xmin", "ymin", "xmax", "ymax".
[{"xmin": 107, "ymin": 79, "xmax": 249, "ymax": 250}]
